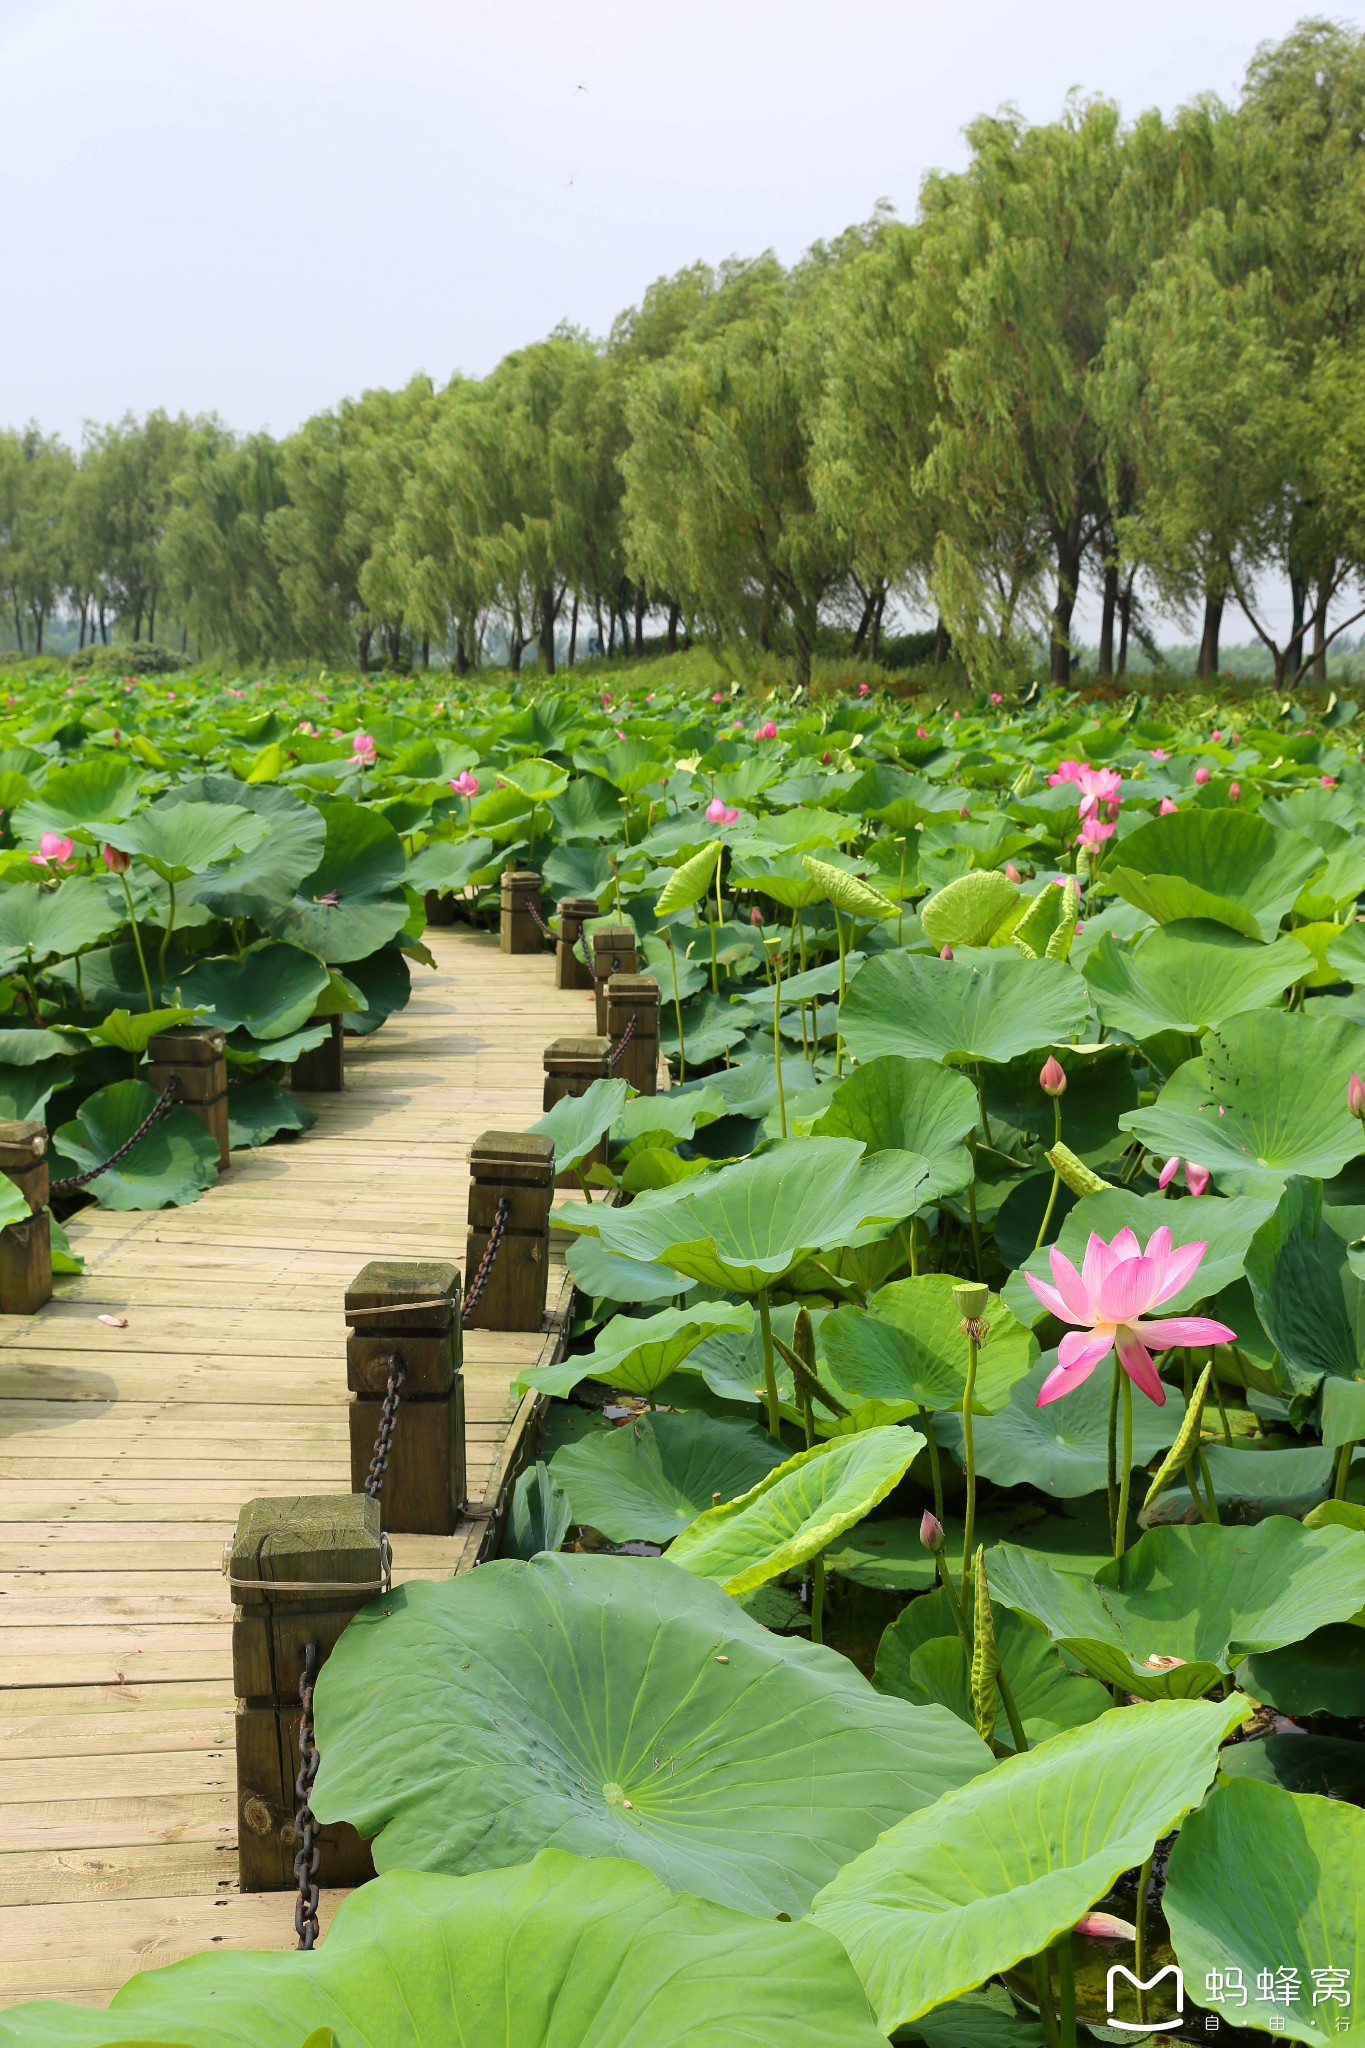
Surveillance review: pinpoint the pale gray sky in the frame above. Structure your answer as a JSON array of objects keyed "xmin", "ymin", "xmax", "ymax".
[{"xmin": 2, "ymin": 0, "xmax": 1339, "ymax": 450}]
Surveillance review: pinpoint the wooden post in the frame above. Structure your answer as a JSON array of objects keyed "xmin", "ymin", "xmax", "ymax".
[
  {"xmin": 592, "ymin": 925, "xmax": 638, "ymax": 1034},
  {"xmin": 500, "ymin": 869, "xmax": 543, "ymax": 954},
  {"xmin": 607, "ymin": 974, "xmax": 661, "ymax": 1097},
  {"xmin": 291, "ymin": 1015, "xmax": 345, "ymax": 1093},
  {"xmin": 464, "ymin": 1131, "xmax": 554, "ymax": 1331},
  {"xmin": 555, "ymin": 895, "xmax": 599, "ymax": 991},
  {"xmin": 229, "ymin": 1493, "xmax": 381, "ymax": 1891},
  {"xmin": 345, "ymin": 1258, "xmax": 465, "ymax": 1533},
  {"xmin": 424, "ymin": 888, "xmax": 458, "ymax": 927},
  {"xmin": 0, "ymin": 1120, "xmax": 52, "ymax": 1315},
  {"xmin": 146, "ymin": 1025, "xmax": 230, "ymax": 1170},
  {"xmin": 543, "ymin": 1036, "xmax": 610, "ymax": 1187}
]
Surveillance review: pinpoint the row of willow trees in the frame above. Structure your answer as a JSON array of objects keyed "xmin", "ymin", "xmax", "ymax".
[{"xmin": 3, "ymin": 20, "xmax": 1364, "ymax": 688}]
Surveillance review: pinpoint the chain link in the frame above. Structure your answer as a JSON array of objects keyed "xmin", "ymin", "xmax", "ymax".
[
  {"xmin": 362, "ymin": 1355, "xmax": 405, "ymax": 1501},
  {"xmin": 577, "ymin": 925, "xmax": 595, "ymax": 974},
  {"xmin": 462, "ymin": 1194, "xmax": 509, "ymax": 1322},
  {"xmin": 526, "ymin": 897, "xmax": 556, "ymax": 943},
  {"xmin": 49, "ymin": 1074, "xmax": 185, "ymax": 1194},
  {"xmin": 293, "ymin": 1643, "xmax": 321, "ymax": 1951},
  {"xmin": 607, "ymin": 1013, "xmax": 637, "ymax": 1070}
]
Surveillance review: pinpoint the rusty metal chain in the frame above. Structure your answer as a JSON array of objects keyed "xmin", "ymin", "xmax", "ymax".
[
  {"xmin": 577, "ymin": 925, "xmax": 595, "ymax": 974},
  {"xmin": 49, "ymin": 1074, "xmax": 184, "ymax": 1194},
  {"xmin": 526, "ymin": 897, "xmax": 556, "ymax": 943},
  {"xmin": 362, "ymin": 1355, "xmax": 406, "ymax": 1501},
  {"xmin": 607, "ymin": 1013, "xmax": 637, "ymax": 1070},
  {"xmin": 293, "ymin": 1643, "xmax": 321, "ymax": 1951},
  {"xmin": 461, "ymin": 1194, "xmax": 509, "ymax": 1323}
]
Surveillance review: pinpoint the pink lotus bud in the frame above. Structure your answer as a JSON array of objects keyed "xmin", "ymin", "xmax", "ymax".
[
  {"xmin": 821, "ymin": 750, "xmax": 832, "ymax": 764},
  {"xmin": 102, "ymin": 843, "xmax": 130, "ymax": 874},
  {"xmin": 1157, "ymin": 1155, "xmax": 1180, "ymax": 1189},
  {"xmin": 916, "ymin": 726, "xmax": 928, "ymax": 738},
  {"xmin": 1185, "ymin": 1162, "xmax": 1211, "ymax": 1197},
  {"xmin": 710, "ymin": 691, "xmax": 723, "ymax": 703},
  {"xmin": 706, "ymin": 796, "xmax": 728, "ymax": 823},
  {"xmin": 989, "ymin": 692, "xmax": 1003, "ymax": 705},
  {"xmin": 451, "ymin": 771, "xmax": 480, "ymax": 797},
  {"xmin": 1211, "ymin": 728, "xmax": 1223, "ymax": 743},
  {"xmin": 602, "ymin": 691, "xmax": 612, "ymax": 706},
  {"xmin": 1074, "ymin": 1912, "xmax": 1138, "ymax": 1942},
  {"xmin": 1321, "ymin": 774, "xmax": 1338, "ymax": 788},
  {"xmin": 750, "ymin": 906, "xmax": 763, "ymax": 927},
  {"xmin": 952, "ymin": 710, "xmax": 961, "ymax": 720},
  {"xmin": 858, "ymin": 682, "xmax": 870, "ymax": 697},
  {"xmin": 1039, "ymin": 1056, "xmax": 1067, "ymax": 1098},
  {"xmin": 919, "ymin": 1509, "xmax": 945, "ymax": 1553},
  {"xmin": 939, "ymin": 945, "xmax": 953, "ymax": 960},
  {"xmin": 1348, "ymin": 1073, "xmax": 1365, "ymax": 1122},
  {"xmin": 959, "ymin": 806, "xmax": 970, "ymax": 819},
  {"xmin": 755, "ymin": 719, "xmax": 779, "ymax": 741},
  {"xmin": 1159, "ymin": 797, "xmax": 1178, "ymax": 814},
  {"xmin": 1004, "ymin": 862, "xmax": 1021, "ymax": 883},
  {"xmin": 1228, "ymin": 782, "xmax": 1241, "ymax": 801},
  {"xmin": 1193, "ymin": 765, "xmax": 1210, "ymax": 785}
]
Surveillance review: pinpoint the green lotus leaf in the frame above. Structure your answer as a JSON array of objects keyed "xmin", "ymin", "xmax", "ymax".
[
  {"xmin": 1083, "ymin": 920, "xmax": 1314, "ymax": 1039},
  {"xmin": 842, "ymin": 951, "xmax": 1089, "ymax": 1067},
  {"xmin": 505, "ymin": 1462, "xmax": 572, "ymax": 1559},
  {"xmin": 1122, "ymin": 1010, "xmax": 1365, "ymax": 1195},
  {"xmin": 177, "ymin": 943, "xmax": 331, "ymax": 1041},
  {"xmin": 565, "ymin": 1137, "xmax": 929, "ymax": 1294},
  {"xmin": 874, "ymin": 1587, "xmax": 1109, "ymax": 1750},
  {"xmin": 828, "ymin": 1502, "xmax": 1114, "ymax": 1590},
  {"xmin": 1242, "ymin": 1623, "xmax": 1365, "ymax": 1718},
  {"xmin": 820, "ymin": 1276, "xmax": 1037, "ymax": 1414},
  {"xmin": 551, "ymin": 1410, "xmax": 786, "ymax": 1542},
  {"xmin": 89, "ymin": 1006, "xmax": 199, "ymax": 1056},
  {"xmin": 0, "ymin": 1028, "xmax": 78, "ymax": 1118},
  {"xmin": 515, "ymin": 1301, "xmax": 754, "ymax": 1398},
  {"xmin": 97, "ymin": 800, "xmax": 270, "ymax": 881},
  {"xmin": 499, "ymin": 755, "xmax": 570, "ymax": 801},
  {"xmin": 1141, "ymin": 1442, "xmax": 1334, "ymax": 1525},
  {"xmin": 13, "ymin": 755, "xmax": 148, "ymax": 839},
  {"xmin": 311, "ymin": 1554, "xmax": 990, "ymax": 1917},
  {"xmin": 260, "ymin": 799, "xmax": 410, "ymax": 963},
  {"xmin": 565, "ymin": 1231, "xmax": 700, "ymax": 1305},
  {"xmin": 0, "ymin": 1852, "xmax": 889, "ymax": 2048},
  {"xmin": 1003, "ymin": 1186, "xmax": 1278, "ymax": 1328},
  {"xmin": 548, "ymin": 773, "xmax": 623, "ymax": 841},
  {"xmin": 932, "ymin": 1353, "xmax": 1187, "ymax": 1498},
  {"xmin": 175, "ymin": 775, "xmax": 328, "ymax": 914},
  {"xmin": 1107, "ymin": 810, "xmax": 1321, "ymax": 940},
  {"xmin": 225, "ymin": 1080, "xmax": 316, "ymax": 1149},
  {"xmin": 1219, "ymin": 1730, "xmax": 1365, "ymax": 1803},
  {"xmin": 655, "ymin": 839, "xmax": 721, "ymax": 915},
  {"xmin": 987, "ymin": 1520, "xmax": 1365, "ymax": 1701},
  {"xmin": 801, "ymin": 852, "xmax": 896, "ymax": 919},
  {"xmin": 532, "ymin": 1075, "xmax": 630, "ymax": 1176},
  {"xmin": 668, "ymin": 1425, "xmax": 921, "ymax": 1593},
  {"xmin": 406, "ymin": 835, "xmax": 497, "ymax": 896},
  {"xmin": 0, "ymin": 877, "xmax": 123, "ymax": 970},
  {"xmin": 1165, "ymin": 1779, "xmax": 1364, "ymax": 2047},
  {"xmin": 51, "ymin": 1079, "xmax": 220, "ymax": 1210},
  {"xmin": 919, "ymin": 871, "xmax": 1020, "ymax": 949},
  {"xmin": 1244, "ymin": 1176, "xmax": 1365, "ymax": 1403},
  {"xmin": 811, "ymin": 1057, "xmax": 978, "ymax": 1201},
  {"xmin": 0, "ymin": 1172, "xmax": 29, "ymax": 1229},
  {"xmin": 1012, "ymin": 877, "xmax": 1079, "ymax": 961}
]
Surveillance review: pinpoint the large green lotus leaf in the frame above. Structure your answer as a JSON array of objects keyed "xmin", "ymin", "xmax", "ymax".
[
  {"xmin": 0, "ymin": 877, "xmax": 123, "ymax": 969},
  {"xmin": 1165, "ymin": 1779, "xmax": 1364, "ymax": 2046},
  {"xmin": 655, "ymin": 839, "xmax": 721, "ymax": 915},
  {"xmin": 175, "ymin": 943, "xmax": 331, "ymax": 1041},
  {"xmin": 1219, "ymin": 1729, "xmax": 1365, "ymax": 1803},
  {"xmin": 0, "ymin": 1173, "xmax": 28, "ymax": 1229},
  {"xmin": 499, "ymin": 755, "xmax": 569, "ymax": 801},
  {"xmin": 338, "ymin": 946, "xmax": 411, "ymax": 1035},
  {"xmin": 550, "ymin": 1411, "xmax": 786, "ymax": 1542},
  {"xmin": 312, "ymin": 1554, "xmax": 990, "ymax": 1918},
  {"xmin": 225, "ymin": 1079, "xmax": 316, "ymax": 1149},
  {"xmin": 932, "ymin": 1354, "xmax": 1186, "ymax": 1498},
  {"xmin": 1107, "ymin": 810, "xmax": 1321, "ymax": 940},
  {"xmin": 919, "ymin": 871, "xmax": 1020, "ymax": 948},
  {"xmin": 667, "ymin": 1426, "xmax": 921, "ymax": 1594},
  {"xmin": 531, "ymin": 1076, "xmax": 630, "ymax": 1176},
  {"xmin": 175, "ymin": 775, "xmax": 327, "ymax": 913},
  {"xmin": 51, "ymin": 1079, "xmax": 220, "ymax": 1210},
  {"xmin": 1119, "ymin": 1011, "xmax": 1365, "ymax": 1195},
  {"xmin": 97, "ymin": 800, "xmax": 270, "ymax": 881},
  {"xmin": 573, "ymin": 1137, "xmax": 930, "ymax": 1293},
  {"xmin": 820, "ymin": 1276, "xmax": 1037, "ymax": 1414},
  {"xmin": 406, "ymin": 834, "xmax": 497, "ymax": 894},
  {"xmin": 987, "ymin": 1521, "xmax": 1365, "ymax": 1702},
  {"xmin": 0, "ymin": 1027, "xmax": 76, "ymax": 1118},
  {"xmin": 801, "ymin": 852, "xmax": 896, "ymax": 919},
  {"xmin": 504, "ymin": 1461, "xmax": 573, "ymax": 1560},
  {"xmin": 809, "ymin": 1695, "xmax": 1248, "ymax": 2036},
  {"xmin": 1244, "ymin": 1176, "xmax": 1365, "ymax": 1402},
  {"xmin": 1083, "ymin": 920, "xmax": 1314, "ymax": 1039},
  {"xmin": 1141, "ymin": 1441, "xmax": 1334, "ymax": 1525},
  {"xmin": 874, "ymin": 1588, "xmax": 1109, "ymax": 1750},
  {"xmin": 516, "ymin": 1301, "xmax": 754, "ymax": 1398},
  {"xmin": 0, "ymin": 1852, "xmax": 890, "ymax": 2048},
  {"xmin": 13, "ymin": 755, "xmax": 147, "ymax": 839},
  {"xmin": 89, "ymin": 1006, "xmax": 198, "ymax": 1057},
  {"xmin": 1242, "ymin": 1622, "xmax": 1365, "ymax": 1718},
  {"xmin": 811, "ymin": 1057, "xmax": 978, "ymax": 1201},
  {"xmin": 1002, "ymin": 1186, "xmax": 1278, "ymax": 1329},
  {"xmin": 566, "ymin": 1231, "xmax": 700, "ymax": 1305},
  {"xmin": 261, "ymin": 799, "xmax": 410, "ymax": 963},
  {"xmin": 842, "ymin": 951, "xmax": 1089, "ymax": 1067},
  {"xmin": 829, "ymin": 1501, "xmax": 1114, "ymax": 1590}
]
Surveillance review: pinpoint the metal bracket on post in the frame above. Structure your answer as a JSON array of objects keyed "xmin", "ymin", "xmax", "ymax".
[
  {"xmin": 0, "ymin": 1120, "xmax": 52, "ymax": 1315},
  {"xmin": 344, "ymin": 1259, "xmax": 465, "ymax": 1532},
  {"xmin": 146, "ymin": 1025, "xmax": 230, "ymax": 1170},
  {"xmin": 591, "ymin": 925, "xmax": 638, "ymax": 1035},
  {"xmin": 228, "ymin": 1494, "xmax": 381, "ymax": 1891},
  {"xmin": 464, "ymin": 1131, "xmax": 555, "ymax": 1330},
  {"xmin": 500, "ymin": 869, "xmax": 543, "ymax": 954},
  {"xmin": 555, "ymin": 895, "xmax": 599, "ymax": 990},
  {"xmin": 607, "ymin": 974, "xmax": 661, "ymax": 1097}
]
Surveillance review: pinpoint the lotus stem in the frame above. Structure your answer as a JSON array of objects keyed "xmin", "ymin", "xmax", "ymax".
[
  {"xmin": 918, "ymin": 1405, "xmax": 945, "ymax": 1523},
  {"xmin": 1106, "ymin": 1357, "xmax": 1121, "ymax": 1548},
  {"xmin": 1195, "ymin": 1446, "xmax": 1220, "ymax": 1523},
  {"xmin": 958, "ymin": 1310, "xmax": 982, "ymax": 1612},
  {"xmin": 1033, "ymin": 1097, "xmax": 1064, "ymax": 1251},
  {"xmin": 1334, "ymin": 1440, "xmax": 1357, "ymax": 1499},
  {"xmin": 973, "ymin": 1068, "xmax": 994, "ymax": 1147},
  {"xmin": 1055, "ymin": 1936, "xmax": 1078, "ymax": 2048},
  {"xmin": 712, "ymin": 852, "xmax": 724, "ymax": 995},
  {"xmin": 668, "ymin": 937, "xmax": 686, "ymax": 1084},
  {"xmin": 1134, "ymin": 1852, "xmax": 1155, "ymax": 2026},
  {"xmin": 119, "ymin": 867, "xmax": 155, "ymax": 1012},
  {"xmin": 810, "ymin": 1554, "xmax": 826, "ymax": 1644},
  {"xmin": 771, "ymin": 942, "xmax": 788, "ymax": 1139},
  {"xmin": 1114, "ymin": 1371, "xmax": 1134, "ymax": 1561},
  {"xmin": 156, "ymin": 877, "xmax": 177, "ymax": 986},
  {"xmin": 757, "ymin": 1289, "xmax": 781, "ymax": 1440},
  {"xmin": 1032, "ymin": 1958, "xmax": 1062, "ymax": 2048},
  {"xmin": 833, "ymin": 904, "xmax": 846, "ymax": 1077}
]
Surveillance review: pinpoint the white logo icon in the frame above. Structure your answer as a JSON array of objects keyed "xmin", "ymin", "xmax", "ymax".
[{"xmin": 1107, "ymin": 1964, "xmax": 1186, "ymax": 2032}]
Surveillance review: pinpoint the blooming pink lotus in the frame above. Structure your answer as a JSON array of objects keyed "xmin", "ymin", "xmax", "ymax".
[
  {"xmin": 1026, "ymin": 1226, "xmax": 1235, "ymax": 1406},
  {"xmin": 1078, "ymin": 814, "xmax": 1114, "ymax": 845},
  {"xmin": 705, "ymin": 796, "xmax": 739, "ymax": 826},
  {"xmin": 858, "ymin": 682, "xmax": 871, "ymax": 697},
  {"xmin": 1322, "ymin": 774, "xmax": 1338, "ymax": 788},
  {"xmin": 450, "ymin": 770, "xmax": 479, "ymax": 797},
  {"xmin": 1075, "ymin": 766, "xmax": 1121, "ymax": 820},
  {"xmin": 30, "ymin": 831, "xmax": 74, "ymax": 866},
  {"xmin": 1149, "ymin": 747, "xmax": 1169, "ymax": 760},
  {"xmin": 916, "ymin": 726, "xmax": 929, "ymax": 739},
  {"xmin": 352, "ymin": 731, "xmax": 376, "ymax": 765},
  {"xmin": 1048, "ymin": 758, "xmax": 1085, "ymax": 787}
]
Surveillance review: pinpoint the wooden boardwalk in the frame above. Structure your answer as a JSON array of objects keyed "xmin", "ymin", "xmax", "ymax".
[{"xmin": 0, "ymin": 928, "xmax": 591, "ymax": 2009}]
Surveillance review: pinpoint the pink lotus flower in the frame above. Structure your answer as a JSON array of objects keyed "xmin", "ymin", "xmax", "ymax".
[
  {"xmin": 1348, "ymin": 1073, "xmax": 1365, "ymax": 1122},
  {"xmin": 352, "ymin": 731, "xmax": 376, "ymax": 765},
  {"xmin": 919, "ymin": 1508, "xmax": 945, "ymax": 1553},
  {"xmin": 1159, "ymin": 796, "xmax": 1178, "ymax": 815},
  {"xmin": 750, "ymin": 906, "xmax": 764, "ymax": 926},
  {"xmin": 1078, "ymin": 814, "xmax": 1114, "ymax": 845},
  {"xmin": 1193, "ymin": 765, "xmax": 1210, "ymax": 785},
  {"xmin": 1075, "ymin": 766, "xmax": 1121, "ymax": 820},
  {"xmin": 705, "ymin": 796, "xmax": 739, "ymax": 826},
  {"xmin": 1211, "ymin": 728, "xmax": 1223, "ymax": 743},
  {"xmin": 450, "ymin": 771, "xmax": 479, "ymax": 797},
  {"xmin": 298, "ymin": 720, "xmax": 317, "ymax": 735},
  {"xmin": 952, "ymin": 710, "xmax": 961, "ymax": 720},
  {"xmin": 989, "ymin": 692, "xmax": 1003, "ymax": 705},
  {"xmin": 1228, "ymin": 781, "xmax": 1241, "ymax": 801},
  {"xmin": 1158, "ymin": 1155, "xmax": 1211, "ymax": 1196},
  {"xmin": 1004, "ymin": 862, "xmax": 1022, "ymax": 883},
  {"xmin": 711, "ymin": 691, "xmax": 723, "ymax": 703},
  {"xmin": 102, "ymin": 843, "xmax": 130, "ymax": 873},
  {"xmin": 1026, "ymin": 1226, "xmax": 1235, "ymax": 1406},
  {"xmin": 916, "ymin": 726, "xmax": 929, "ymax": 739},
  {"xmin": 1149, "ymin": 748, "xmax": 1169, "ymax": 760},
  {"xmin": 1322, "ymin": 774, "xmax": 1338, "ymax": 788},
  {"xmin": 821, "ymin": 750, "xmax": 832, "ymax": 764},
  {"xmin": 1049, "ymin": 758, "xmax": 1085, "ymax": 787},
  {"xmin": 858, "ymin": 682, "xmax": 871, "ymax": 697},
  {"xmin": 1039, "ymin": 1055, "xmax": 1067, "ymax": 1097},
  {"xmin": 755, "ymin": 719, "xmax": 778, "ymax": 741},
  {"xmin": 939, "ymin": 944, "xmax": 954, "ymax": 960},
  {"xmin": 30, "ymin": 831, "xmax": 74, "ymax": 866},
  {"xmin": 1075, "ymin": 1913, "xmax": 1138, "ymax": 1943},
  {"xmin": 602, "ymin": 691, "xmax": 612, "ymax": 707}
]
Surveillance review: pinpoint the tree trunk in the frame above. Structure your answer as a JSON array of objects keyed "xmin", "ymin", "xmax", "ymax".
[
  {"xmin": 148, "ymin": 603, "xmax": 156, "ymax": 643},
  {"xmin": 1049, "ymin": 520, "xmax": 1085, "ymax": 686},
  {"xmin": 607, "ymin": 608, "xmax": 617, "ymax": 656},
  {"xmin": 1196, "ymin": 592, "xmax": 1224, "ymax": 679},
  {"xmin": 132, "ymin": 608, "xmax": 143, "ymax": 642},
  {"xmin": 421, "ymin": 636, "xmax": 429, "ymax": 669},
  {"xmin": 851, "ymin": 587, "xmax": 877, "ymax": 656},
  {"xmin": 12, "ymin": 608, "xmax": 22, "ymax": 652},
  {"xmin": 357, "ymin": 626, "xmax": 372, "ymax": 671},
  {"xmin": 567, "ymin": 595, "xmax": 579, "ymax": 666},
  {"xmin": 793, "ymin": 610, "xmax": 814, "ymax": 690},
  {"xmin": 33, "ymin": 609, "xmax": 43, "ymax": 654},
  {"xmin": 1310, "ymin": 582, "xmax": 1332, "ymax": 687},
  {"xmin": 180, "ymin": 620, "xmax": 188, "ymax": 653},
  {"xmin": 633, "ymin": 587, "xmax": 646, "ymax": 652},
  {"xmin": 387, "ymin": 624, "xmax": 402, "ymax": 665},
  {"xmin": 869, "ymin": 589, "xmax": 886, "ymax": 663},
  {"xmin": 539, "ymin": 588, "xmax": 557, "ymax": 675},
  {"xmin": 1117, "ymin": 572, "xmax": 1135, "ymax": 677},
  {"xmin": 1097, "ymin": 559, "xmax": 1119, "ymax": 678},
  {"xmin": 455, "ymin": 627, "xmax": 469, "ymax": 675},
  {"xmin": 666, "ymin": 602, "xmax": 680, "ymax": 654},
  {"xmin": 78, "ymin": 601, "xmax": 88, "ymax": 650},
  {"xmin": 593, "ymin": 598, "xmax": 605, "ymax": 655},
  {"xmin": 1286, "ymin": 571, "xmax": 1306, "ymax": 684},
  {"xmin": 933, "ymin": 616, "xmax": 951, "ymax": 664}
]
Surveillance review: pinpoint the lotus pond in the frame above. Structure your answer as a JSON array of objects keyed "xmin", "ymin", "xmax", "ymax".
[{"xmin": 2, "ymin": 665, "xmax": 1365, "ymax": 2047}]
